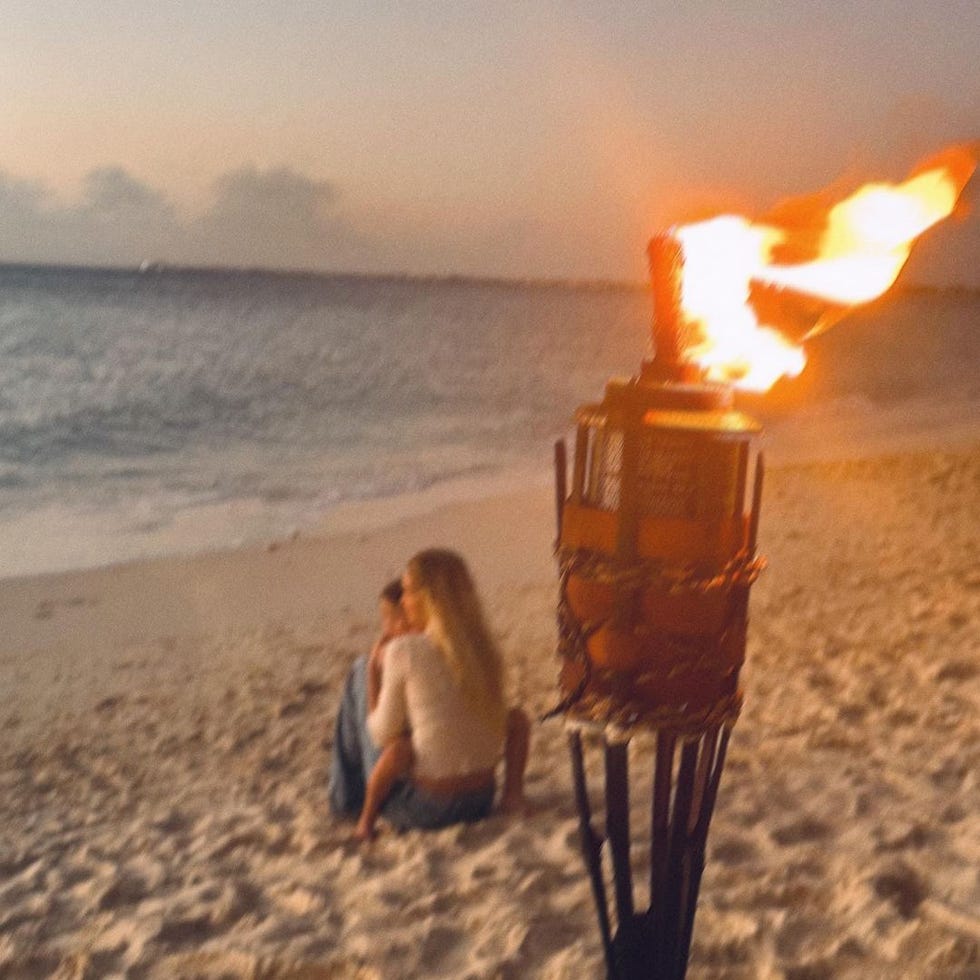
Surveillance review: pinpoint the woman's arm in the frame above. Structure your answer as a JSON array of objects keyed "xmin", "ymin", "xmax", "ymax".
[
  {"xmin": 366, "ymin": 640, "xmax": 409, "ymax": 748},
  {"xmin": 367, "ymin": 635, "xmax": 386, "ymax": 712}
]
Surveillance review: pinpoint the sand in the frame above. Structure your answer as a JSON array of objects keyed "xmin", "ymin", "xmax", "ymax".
[{"xmin": 1, "ymin": 444, "xmax": 978, "ymax": 979}]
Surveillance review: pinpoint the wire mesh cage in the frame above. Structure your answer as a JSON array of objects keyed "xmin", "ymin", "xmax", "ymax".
[
  {"xmin": 581, "ymin": 411, "xmax": 747, "ymax": 521},
  {"xmin": 556, "ymin": 380, "xmax": 763, "ymax": 731}
]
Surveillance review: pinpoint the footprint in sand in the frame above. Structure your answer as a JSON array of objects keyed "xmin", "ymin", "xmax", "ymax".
[
  {"xmin": 95, "ymin": 695, "xmax": 125, "ymax": 714},
  {"xmin": 930, "ymin": 755, "xmax": 970, "ymax": 791},
  {"xmin": 468, "ymin": 861, "xmax": 496, "ymax": 881},
  {"xmin": 836, "ymin": 702, "xmax": 868, "ymax": 725},
  {"xmin": 151, "ymin": 807, "xmax": 192, "ymax": 834},
  {"xmin": 277, "ymin": 697, "xmax": 308, "ymax": 718},
  {"xmin": 773, "ymin": 913, "xmax": 826, "ymax": 962},
  {"xmin": 873, "ymin": 819, "xmax": 935, "ymax": 853},
  {"xmin": 935, "ymin": 658, "xmax": 979, "ymax": 683},
  {"xmin": 780, "ymin": 958, "xmax": 836, "ymax": 979},
  {"xmin": 710, "ymin": 834, "xmax": 759, "ymax": 866},
  {"xmin": 33, "ymin": 595, "xmax": 99, "ymax": 620},
  {"xmin": 155, "ymin": 911, "xmax": 217, "ymax": 947},
  {"xmin": 156, "ymin": 951, "xmax": 382, "ymax": 979},
  {"xmin": 97, "ymin": 870, "xmax": 151, "ymax": 910},
  {"xmin": 0, "ymin": 950, "xmax": 61, "ymax": 978},
  {"xmin": 770, "ymin": 816, "xmax": 833, "ymax": 847},
  {"xmin": 940, "ymin": 802, "xmax": 968, "ymax": 824},
  {"xmin": 870, "ymin": 859, "xmax": 928, "ymax": 919},
  {"xmin": 206, "ymin": 828, "xmax": 268, "ymax": 861},
  {"xmin": 418, "ymin": 924, "xmax": 468, "ymax": 972}
]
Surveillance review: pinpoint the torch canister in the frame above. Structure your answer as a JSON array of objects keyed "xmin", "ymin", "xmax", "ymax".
[{"xmin": 557, "ymin": 376, "xmax": 763, "ymax": 732}]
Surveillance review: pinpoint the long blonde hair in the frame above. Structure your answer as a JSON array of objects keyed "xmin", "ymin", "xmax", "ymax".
[{"xmin": 407, "ymin": 549, "xmax": 506, "ymax": 735}]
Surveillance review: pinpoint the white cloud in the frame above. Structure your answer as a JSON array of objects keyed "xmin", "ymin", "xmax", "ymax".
[{"xmin": 0, "ymin": 165, "xmax": 371, "ymax": 273}]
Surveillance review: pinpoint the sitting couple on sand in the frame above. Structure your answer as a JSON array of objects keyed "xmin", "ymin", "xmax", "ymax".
[{"xmin": 329, "ymin": 548, "xmax": 530, "ymax": 840}]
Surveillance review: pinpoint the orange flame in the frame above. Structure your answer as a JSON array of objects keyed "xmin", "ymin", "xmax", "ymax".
[{"xmin": 670, "ymin": 145, "xmax": 976, "ymax": 392}]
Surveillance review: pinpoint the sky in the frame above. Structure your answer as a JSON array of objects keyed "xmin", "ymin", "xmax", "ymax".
[{"xmin": 2, "ymin": 1, "xmax": 978, "ymax": 283}]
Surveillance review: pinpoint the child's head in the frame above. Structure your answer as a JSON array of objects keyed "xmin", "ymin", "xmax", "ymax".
[{"xmin": 378, "ymin": 578, "xmax": 409, "ymax": 638}]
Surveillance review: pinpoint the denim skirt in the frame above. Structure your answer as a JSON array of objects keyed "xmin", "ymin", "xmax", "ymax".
[{"xmin": 382, "ymin": 779, "xmax": 496, "ymax": 831}]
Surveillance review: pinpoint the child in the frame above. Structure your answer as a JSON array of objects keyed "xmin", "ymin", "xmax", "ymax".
[{"xmin": 355, "ymin": 580, "xmax": 415, "ymax": 841}]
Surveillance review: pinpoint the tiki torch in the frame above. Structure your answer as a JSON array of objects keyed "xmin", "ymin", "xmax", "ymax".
[
  {"xmin": 552, "ymin": 232, "xmax": 766, "ymax": 979},
  {"xmin": 550, "ymin": 144, "xmax": 976, "ymax": 978}
]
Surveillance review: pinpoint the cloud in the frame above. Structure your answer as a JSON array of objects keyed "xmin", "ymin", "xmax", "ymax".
[
  {"xmin": 0, "ymin": 167, "xmax": 181, "ymax": 266},
  {"xmin": 0, "ymin": 172, "xmax": 57, "ymax": 257},
  {"xmin": 83, "ymin": 166, "xmax": 176, "ymax": 216},
  {"xmin": 186, "ymin": 166, "xmax": 365, "ymax": 270},
  {"xmin": 0, "ymin": 172, "xmax": 47, "ymax": 216},
  {"xmin": 0, "ymin": 164, "xmax": 370, "ymax": 273}
]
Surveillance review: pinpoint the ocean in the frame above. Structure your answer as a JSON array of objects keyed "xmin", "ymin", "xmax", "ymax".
[{"xmin": 1, "ymin": 263, "xmax": 977, "ymax": 579}]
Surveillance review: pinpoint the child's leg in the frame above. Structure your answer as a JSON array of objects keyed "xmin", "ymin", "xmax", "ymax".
[
  {"xmin": 355, "ymin": 735, "xmax": 413, "ymax": 841},
  {"xmin": 500, "ymin": 707, "xmax": 530, "ymax": 814}
]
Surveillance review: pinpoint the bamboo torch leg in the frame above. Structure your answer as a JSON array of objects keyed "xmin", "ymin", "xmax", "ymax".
[
  {"xmin": 606, "ymin": 739, "xmax": 648, "ymax": 974},
  {"xmin": 749, "ymin": 452, "xmax": 764, "ymax": 554},
  {"xmin": 659, "ymin": 739, "xmax": 700, "ymax": 977},
  {"xmin": 676, "ymin": 725, "xmax": 732, "ymax": 975},
  {"xmin": 649, "ymin": 730, "xmax": 676, "ymax": 954},
  {"xmin": 554, "ymin": 438, "xmax": 567, "ymax": 541},
  {"xmin": 605, "ymin": 740, "xmax": 634, "ymax": 924},
  {"xmin": 687, "ymin": 725, "xmax": 719, "ymax": 837},
  {"xmin": 569, "ymin": 729, "xmax": 617, "ymax": 978}
]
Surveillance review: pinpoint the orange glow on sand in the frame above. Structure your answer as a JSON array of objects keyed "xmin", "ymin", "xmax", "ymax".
[{"xmin": 670, "ymin": 145, "xmax": 977, "ymax": 392}]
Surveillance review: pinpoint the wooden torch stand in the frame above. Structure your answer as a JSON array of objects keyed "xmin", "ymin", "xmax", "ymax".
[{"xmin": 567, "ymin": 724, "xmax": 733, "ymax": 980}]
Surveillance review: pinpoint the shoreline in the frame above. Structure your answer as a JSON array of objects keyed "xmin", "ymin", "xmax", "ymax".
[
  {"xmin": 3, "ymin": 402, "xmax": 979, "ymax": 586},
  {"xmin": 0, "ymin": 459, "xmax": 555, "ymax": 585}
]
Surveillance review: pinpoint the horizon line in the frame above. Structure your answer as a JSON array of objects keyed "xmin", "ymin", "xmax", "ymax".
[
  {"xmin": 0, "ymin": 258, "xmax": 975, "ymax": 297},
  {"xmin": 0, "ymin": 258, "xmax": 648, "ymax": 295}
]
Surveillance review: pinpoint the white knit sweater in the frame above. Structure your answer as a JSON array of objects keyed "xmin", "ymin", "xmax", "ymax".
[{"xmin": 366, "ymin": 632, "xmax": 504, "ymax": 780}]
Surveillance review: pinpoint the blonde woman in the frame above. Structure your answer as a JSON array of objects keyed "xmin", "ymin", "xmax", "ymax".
[{"xmin": 330, "ymin": 549, "xmax": 530, "ymax": 839}]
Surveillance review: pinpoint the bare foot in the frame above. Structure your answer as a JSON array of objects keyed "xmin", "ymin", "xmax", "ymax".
[
  {"xmin": 353, "ymin": 819, "xmax": 378, "ymax": 843},
  {"xmin": 499, "ymin": 792, "xmax": 532, "ymax": 817}
]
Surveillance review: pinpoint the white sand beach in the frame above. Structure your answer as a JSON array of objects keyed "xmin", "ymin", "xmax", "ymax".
[{"xmin": 1, "ymin": 442, "xmax": 979, "ymax": 978}]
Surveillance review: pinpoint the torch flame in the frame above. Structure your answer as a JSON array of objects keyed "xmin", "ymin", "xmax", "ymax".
[{"xmin": 670, "ymin": 145, "xmax": 976, "ymax": 391}]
